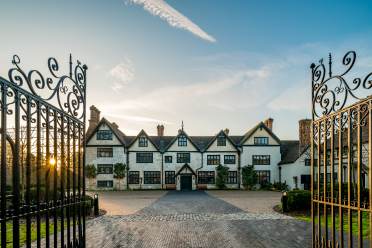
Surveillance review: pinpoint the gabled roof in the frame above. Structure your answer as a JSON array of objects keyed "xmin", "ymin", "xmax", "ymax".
[
  {"xmin": 278, "ymin": 140, "xmax": 301, "ymax": 165},
  {"xmin": 86, "ymin": 118, "xmax": 127, "ymax": 145},
  {"xmin": 163, "ymin": 130, "xmax": 201, "ymax": 151},
  {"xmin": 239, "ymin": 122, "xmax": 281, "ymax": 145},
  {"xmin": 127, "ymin": 129, "xmax": 160, "ymax": 151},
  {"xmin": 175, "ymin": 163, "xmax": 197, "ymax": 176},
  {"xmin": 203, "ymin": 130, "xmax": 239, "ymax": 152}
]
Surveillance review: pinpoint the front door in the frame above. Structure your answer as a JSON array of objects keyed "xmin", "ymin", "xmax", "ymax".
[{"xmin": 180, "ymin": 174, "xmax": 192, "ymax": 191}]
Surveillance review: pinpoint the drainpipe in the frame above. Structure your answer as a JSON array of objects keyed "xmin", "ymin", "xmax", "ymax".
[
  {"xmin": 195, "ymin": 151, "xmax": 204, "ymax": 189},
  {"xmin": 126, "ymin": 148, "xmax": 129, "ymax": 189},
  {"xmin": 161, "ymin": 152, "xmax": 164, "ymax": 189},
  {"xmin": 238, "ymin": 148, "xmax": 241, "ymax": 189}
]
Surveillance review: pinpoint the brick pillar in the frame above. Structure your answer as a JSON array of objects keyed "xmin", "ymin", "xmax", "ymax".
[
  {"xmin": 299, "ymin": 119, "xmax": 311, "ymax": 153},
  {"xmin": 264, "ymin": 118, "xmax": 274, "ymax": 130},
  {"xmin": 157, "ymin": 124, "xmax": 164, "ymax": 136}
]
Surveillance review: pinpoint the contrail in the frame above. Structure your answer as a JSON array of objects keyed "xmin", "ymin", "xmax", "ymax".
[{"xmin": 126, "ymin": 0, "xmax": 216, "ymax": 42}]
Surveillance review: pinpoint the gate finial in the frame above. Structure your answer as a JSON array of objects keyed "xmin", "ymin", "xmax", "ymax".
[{"xmin": 328, "ymin": 53, "xmax": 332, "ymax": 77}]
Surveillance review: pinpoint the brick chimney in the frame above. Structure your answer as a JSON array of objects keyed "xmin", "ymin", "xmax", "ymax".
[
  {"xmin": 112, "ymin": 122, "xmax": 119, "ymax": 130},
  {"xmin": 264, "ymin": 118, "xmax": 274, "ymax": 131},
  {"xmin": 224, "ymin": 128, "xmax": 230, "ymax": 135},
  {"xmin": 87, "ymin": 105, "xmax": 100, "ymax": 133},
  {"xmin": 157, "ymin": 124, "xmax": 164, "ymax": 136},
  {"xmin": 299, "ymin": 119, "xmax": 311, "ymax": 153}
]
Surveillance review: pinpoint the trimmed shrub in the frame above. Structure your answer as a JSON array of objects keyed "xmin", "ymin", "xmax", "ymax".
[
  {"xmin": 273, "ymin": 181, "xmax": 288, "ymax": 191},
  {"xmin": 216, "ymin": 164, "xmax": 229, "ymax": 189},
  {"xmin": 287, "ymin": 190, "xmax": 311, "ymax": 211}
]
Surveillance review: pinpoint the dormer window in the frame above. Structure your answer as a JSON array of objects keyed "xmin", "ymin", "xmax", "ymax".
[
  {"xmin": 217, "ymin": 135, "xmax": 226, "ymax": 146},
  {"xmin": 97, "ymin": 130, "xmax": 112, "ymax": 140},
  {"xmin": 254, "ymin": 137, "xmax": 268, "ymax": 145},
  {"xmin": 178, "ymin": 135, "xmax": 187, "ymax": 146},
  {"xmin": 139, "ymin": 136, "xmax": 148, "ymax": 147}
]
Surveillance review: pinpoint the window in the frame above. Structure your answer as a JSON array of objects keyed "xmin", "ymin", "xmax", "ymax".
[
  {"xmin": 224, "ymin": 155, "xmax": 236, "ymax": 164},
  {"xmin": 165, "ymin": 171, "xmax": 175, "ymax": 184},
  {"xmin": 97, "ymin": 180, "xmax": 113, "ymax": 188},
  {"xmin": 252, "ymin": 155, "xmax": 270, "ymax": 165},
  {"xmin": 165, "ymin": 156, "xmax": 172, "ymax": 163},
  {"xmin": 256, "ymin": 171, "xmax": 270, "ymax": 185},
  {"xmin": 254, "ymin": 137, "xmax": 268, "ymax": 145},
  {"xmin": 97, "ymin": 147, "xmax": 113, "ymax": 157},
  {"xmin": 136, "ymin": 152, "xmax": 153, "ymax": 163},
  {"xmin": 138, "ymin": 136, "xmax": 148, "ymax": 147},
  {"xmin": 144, "ymin": 171, "xmax": 161, "ymax": 184},
  {"xmin": 217, "ymin": 135, "xmax": 226, "ymax": 146},
  {"xmin": 97, "ymin": 130, "xmax": 113, "ymax": 140},
  {"xmin": 227, "ymin": 171, "xmax": 237, "ymax": 184},
  {"xmin": 177, "ymin": 153, "xmax": 190, "ymax": 163},
  {"xmin": 305, "ymin": 159, "xmax": 311, "ymax": 166},
  {"xmin": 97, "ymin": 164, "xmax": 113, "ymax": 174},
  {"xmin": 128, "ymin": 171, "xmax": 140, "ymax": 184},
  {"xmin": 207, "ymin": 155, "xmax": 220, "ymax": 165},
  {"xmin": 178, "ymin": 135, "xmax": 187, "ymax": 146},
  {"xmin": 198, "ymin": 171, "xmax": 215, "ymax": 184}
]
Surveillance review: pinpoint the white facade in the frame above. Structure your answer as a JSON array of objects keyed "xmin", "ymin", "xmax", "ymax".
[
  {"xmin": 85, "ymin": 116, "xmax": 294, "ymax": 191},
  {"xmin": 280, "ymin": 150, "xmax": 311, "ymax": 190}
]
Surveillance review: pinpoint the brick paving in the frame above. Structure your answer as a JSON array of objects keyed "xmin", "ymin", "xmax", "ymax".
[{"xmin": 85, "ymin": 190, "xmax": 311, "ymax": 248}]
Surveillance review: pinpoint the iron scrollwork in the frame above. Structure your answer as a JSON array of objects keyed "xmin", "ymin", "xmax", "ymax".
[
  {"xmin": 311, "ymin": 51, "xmax": 372, "ymax": 118},
  {"xmin": 7, "ymin": 54, "xmax": 87, "ymax": 120}
]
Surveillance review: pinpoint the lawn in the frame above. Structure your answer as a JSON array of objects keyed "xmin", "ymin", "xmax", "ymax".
[
  {"xmin": 3, "ymin": 218, "xmax": 77, "ymax": 248},
  {"xmin": 296, "ymin": 211, "xmax": 371, "ymax": 238}
]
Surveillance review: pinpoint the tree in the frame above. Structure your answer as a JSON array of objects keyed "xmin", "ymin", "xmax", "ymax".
[
  {"xmin": 113, "ymin": 163, "xmax": 127, "ymax": 190},
  {"xmin": 85, "ymin": 164, "xmax": 96, "ymax": 189},
  {"xmin": 216, "ymin": 164, "xmax": 229, "ymax": 189},
  {"xmin": 242, "ymin": 165, "xmax": 257, "ymax": 190}
]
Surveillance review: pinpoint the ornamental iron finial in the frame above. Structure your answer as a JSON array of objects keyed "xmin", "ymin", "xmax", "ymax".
[
  {"xmin": 311, "ymin": 51, "xmax": 372, "ymax": 119},
  {"xmin": 6, "ymin": 54, "xmax": 87, "ymax": 120}
]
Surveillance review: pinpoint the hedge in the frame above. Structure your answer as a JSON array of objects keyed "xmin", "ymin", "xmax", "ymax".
[{"xmin": 287, "ymin": 190, "xmax": 311, "ymax": 211}]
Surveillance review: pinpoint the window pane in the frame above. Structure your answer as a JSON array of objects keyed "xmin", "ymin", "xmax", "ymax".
[
  {"xmin": 252, "ymin": 155, "xmax": 270, "ymax": 165},
  {"xmin": 207, "ymin": 155, "xmax": 220, "ymax": 165},
  {"xmin": 97, "ymin": 148, "xmax": 113, "ymax": 157},
  {"xmin": 97, "ymin": 164, "xmax": 113, "ymax": 174},
  {"xmin": 254, "ymin": 137, "xmax": 268, "ymax": 145},
  {"xmin": 97, "ymin": 130, "xmax": 113, "ymax": 140},
  {"xmin": 227, "ymin": 171, "xmax": 237, "ymax": 184},
  {"xmin": 136, "ymin": 152, "xmax": 153, "ymax": 163},
  {"xmin": 224, "ymin": 155, "xmax": 236, "ymax": 164},
  {"xmin": 197, "ymin": 171, "xmax": 215, "ymax": 184},
  {"xmin": 97, "ymin": 180, "xmax": 113, "ymax": 188},
  {"xmin": 165, "ymin": 171, "xmax": 175, "ymax": 184},
  {"xmin": 144, "ymin": 171, "xmax": 161, "ymax": 184},
  {"xmin": 177, "ymin": 153, "xmax": 190, "ymax": 163},
  {"xmin": 256, "ymin": 171, "xmax": 270, "ymax": 185},
  {"xmin": 139, "ymin": 136, "xmax": 148, "ymax": 147},
  {"xmin": 128, "ymin": 171, "xmax": 140, "ymax": 184},
  {"xmin": 165, "ymin": 156, "xmax": 172, "ymax": 163},
  {"xmin": 178, "ymin": 135, "xmax": 187, "ymax": 146}
]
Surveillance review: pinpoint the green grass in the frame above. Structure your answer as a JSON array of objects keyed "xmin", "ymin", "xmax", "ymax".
[
  {"xmin": 296, "ymin": 211, "xmax": 371, "ymax": 238},
  {"xmin": 3, "ymin": 218, "xmax": 72, "ymax": 247}
]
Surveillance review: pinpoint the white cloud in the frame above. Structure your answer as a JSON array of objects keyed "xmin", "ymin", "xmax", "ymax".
[
  {"xmin": 109, "ymin": 59, "xmax": 135, "ymax": 90},
  {"xmin": 126, "ymin": 0, "xmax": 216, "ymax": 42},
  {"xmin": 267, "ymin": 82, "xmax": 310, "ymax": 111},
  {"xmin": 104, "ymin": 112, "xmax": 173, "ymax": 125}
]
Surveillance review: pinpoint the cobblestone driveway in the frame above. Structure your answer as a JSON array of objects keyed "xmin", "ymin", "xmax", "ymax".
[{"xmin": 86, "ymin": 191, "xmax": 311, "ymax": 248}]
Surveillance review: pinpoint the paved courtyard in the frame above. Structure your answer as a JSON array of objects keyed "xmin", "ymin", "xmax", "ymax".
[{"xmin": 86, "ymin": 190, "xmax": 311, "ymax": 248}]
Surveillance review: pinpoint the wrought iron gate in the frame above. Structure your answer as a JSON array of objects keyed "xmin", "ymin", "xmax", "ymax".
[
  {"xmin": 311, "ymin": 51, "xmax": 372, "ymax": 247},
  {"xmin": 0, "ymin": 55, "xmax": 87, "ymax": 247}
]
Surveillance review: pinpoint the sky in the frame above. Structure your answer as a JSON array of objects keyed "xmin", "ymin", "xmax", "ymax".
[{"xmin": 0, "ymin": 0, "xmax": 371, "ymax": 139}]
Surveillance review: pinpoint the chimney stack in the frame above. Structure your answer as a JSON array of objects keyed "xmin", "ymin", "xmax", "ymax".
[
  {"xmin": 87, "ymin": 105, "xmax": 100, "ymax": 133},
  {"xmin": 157, "ymin": 124, "xmax": 164, "ymax": 136},
  {"xmin": 224, "ymin": 128, "xmax": 230, "ymax": 135},
  {"xmin": 299, "ymin": 119, "xmax": 311, "ymax": 153},
  {"xmin": 112, "ymin": 122, "xmax": 119, "ymax": 130},
  {"xmin": 264, "ymin": 118, "xmax": 274, "ymax": 131}
]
